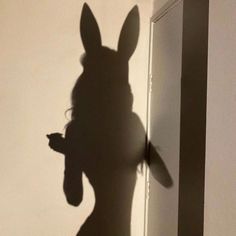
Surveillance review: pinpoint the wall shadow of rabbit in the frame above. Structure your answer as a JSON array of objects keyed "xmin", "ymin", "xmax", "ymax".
[{"xmin": 47, "ymin": 3, "xmax": 172, "ymax": 236}]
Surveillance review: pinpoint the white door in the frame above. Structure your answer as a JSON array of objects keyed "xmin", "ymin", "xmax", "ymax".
[{"xmin": 146, "ymin": 1, "xmax": 183, "ymax": 236}]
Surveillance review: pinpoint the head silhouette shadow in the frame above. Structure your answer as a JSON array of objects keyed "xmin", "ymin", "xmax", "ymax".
[{"xmin": 47, "ymin": 3, "xmax": 172, "ymax": 236}]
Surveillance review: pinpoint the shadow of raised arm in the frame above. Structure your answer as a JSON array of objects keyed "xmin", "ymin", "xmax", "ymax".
[{"xmin": 146, "ymin": 142, "xmax": 173, "ymax": 188}]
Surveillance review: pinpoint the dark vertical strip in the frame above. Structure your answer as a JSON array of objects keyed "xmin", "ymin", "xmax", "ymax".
[{"xmin": 178, "ymin": 1, "xmax": 209, "ymax": 236}]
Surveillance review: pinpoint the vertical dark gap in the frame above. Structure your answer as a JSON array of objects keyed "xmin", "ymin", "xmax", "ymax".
[{"xmin": 178, "ymin": 0, "xmax": 209, "ymax": 236}]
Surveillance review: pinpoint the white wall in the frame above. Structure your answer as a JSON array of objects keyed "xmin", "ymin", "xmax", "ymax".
[
  {"xmin": 0, "ymin": 1, "xmax": 151, "ymax": 235},
  {"xmin": 204, "ymin": 1, "xmax": 236, "ymax": 235}
]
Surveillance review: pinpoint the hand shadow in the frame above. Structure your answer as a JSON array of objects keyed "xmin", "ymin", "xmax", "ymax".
[
  {"xmin": 146, "ymin": 143, "xmax": 173, "ymax": 188},
  {"xmin": 47, "ymin": 3, "xmax": 172, "ymax": 236}
]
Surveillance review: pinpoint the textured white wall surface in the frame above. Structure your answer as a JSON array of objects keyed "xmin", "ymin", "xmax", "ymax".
[
  {"xmin": 0, "ymin": 1, "xmax": 151, "ymax": 235},
  {"xmin": 204, "ymin": 1, "xmax": 236, "ymax": 235}
]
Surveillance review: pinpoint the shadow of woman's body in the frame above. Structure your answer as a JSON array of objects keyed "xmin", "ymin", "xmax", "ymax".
[
  {"xmin": 65, "ymin": 109, "xmax": 144, "ymax": 236},
  {"xmin": 64, "ymin": 46, "xmax": 145, "ymax": 235},
  {"xmin": 48, "ymin": 4, "xmax": 144, "ymax": 235},
  {"xmin": 47, "ymin": 4, "xmax": 172, "ymax": 236}
]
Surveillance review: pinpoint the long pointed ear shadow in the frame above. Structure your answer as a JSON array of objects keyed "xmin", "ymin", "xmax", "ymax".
[
  {"xmin": 80, "ymin": 3, "xmax": 102, "ymax": 53},
  {"xmin": 118, "ymin": 5, "xmax": 140, "ymax": 60}
]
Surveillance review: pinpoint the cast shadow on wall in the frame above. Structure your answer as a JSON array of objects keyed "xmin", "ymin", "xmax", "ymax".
[{"xmin": 47, "ymin": 3, "xmax": 172, "ymax": 236}]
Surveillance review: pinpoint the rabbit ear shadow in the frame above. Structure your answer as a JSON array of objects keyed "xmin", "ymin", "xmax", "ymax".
[
  {"xmin": 117, "ymin": 5, "xmax": 140, "ymax": 60},
  {"xmin": 80, "ymin": 3, "xmax": 102, "ymax": 53}
]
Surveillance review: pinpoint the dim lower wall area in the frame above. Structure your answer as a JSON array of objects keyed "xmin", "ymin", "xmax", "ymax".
[{"xmin": 204, "ymin": 0, "xmax": 236, "ymax": 235}]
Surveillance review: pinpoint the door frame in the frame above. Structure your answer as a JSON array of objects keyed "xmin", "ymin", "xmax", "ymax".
[
  {"xmin": 144, "ymin": 0, "xmax": 209, "ymax": 235},
  {"xmin": 144, "ymin": 1, "xmax": 183, "ymax": 236}
]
